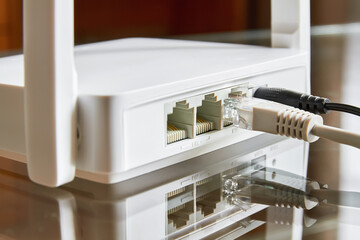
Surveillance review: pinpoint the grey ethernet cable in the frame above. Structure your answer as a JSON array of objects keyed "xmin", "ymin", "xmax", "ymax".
[{"xmin": 223, "ymin": 97, "xmax": 360, "ymax": 148}]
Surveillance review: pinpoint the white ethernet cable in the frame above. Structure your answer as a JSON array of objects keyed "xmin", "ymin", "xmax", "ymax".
[{"xmin": 223, "ymin": 97, "xmax": 360, "ymax": 148}]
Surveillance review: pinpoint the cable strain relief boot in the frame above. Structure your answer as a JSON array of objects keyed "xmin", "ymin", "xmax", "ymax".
[
  {"xmin": 299, "ymin": 94, "xmax": 331, "ymax": 114},
  {"xmin": 275, "ymin": 108, "xmax": 323, "ymax": 142},
  {"xmin": 254, "ymin": 87, "xmax": 331, "ymax": 114},
  {"xmin": 253, "ymin": 87, "xmax": 303, "ymax": 108}
]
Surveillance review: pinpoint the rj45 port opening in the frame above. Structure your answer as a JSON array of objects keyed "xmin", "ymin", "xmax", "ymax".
[
  {"xmin": 166, "ymin": 83, "xmax": 252, "ymax": 145},
  {"xmin": 167, "ymin": 101, "xmax": 193, "ymax": 144},
  {"xmin": 196, "ymin": 93, "xmax": 222, "ymax": 135},
  {"xmin": 166, "ymin": 94, "xmax": 224, "ymax": 145}
]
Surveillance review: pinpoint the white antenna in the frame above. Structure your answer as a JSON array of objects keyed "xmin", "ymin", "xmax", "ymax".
[
  {"xmin": 271, "ymin": 0, "xmax": 310, "ymax": 51},
  {"xmin": 24, "ymin": 0, "xmax": 77, "ymax": 187}
]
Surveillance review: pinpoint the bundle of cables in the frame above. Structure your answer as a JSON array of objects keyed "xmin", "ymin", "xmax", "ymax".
[
  {"xmin": 223, "ymin": 87, "xmax": 360, "ymax": 148},
  {"xmin": 253, "ymin": 87, "xmax": 360, "ymax": 116}
]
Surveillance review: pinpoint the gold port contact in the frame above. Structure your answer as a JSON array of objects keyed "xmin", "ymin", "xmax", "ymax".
[
  {"xmin": 167, "ymin": 123, "xmax": 187, "ymax": 144},
  {"xmin": 196, "ymin": 116, "xmax": 214, "ymax": 135}
]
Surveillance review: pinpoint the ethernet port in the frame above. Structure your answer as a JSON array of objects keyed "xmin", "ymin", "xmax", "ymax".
[
  {"xmin": 222, "ymin": 84, "xmax": 252, "ymax": 128},
  {"xmin": 196, "ymin": 94, "xmax": 222, "ymax": 134},
  {"xmin": 195, "ymin": 174, "xmax": 224, "ymax": 221},
  {"xmin": 167, "ymin": 101, "xmax": 195, "ymax": 144},
  {"xmin": 229, "ymin": 85, "xmax": 251, "ymax": 98},
  {"xmin": 167, "ymin": 185, "xmax": 194, "ymax": 234}
]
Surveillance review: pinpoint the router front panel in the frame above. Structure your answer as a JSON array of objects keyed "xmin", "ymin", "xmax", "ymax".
[{"xmin": 76, "ymin": 63, "xmax": 308, "ymax": 183}]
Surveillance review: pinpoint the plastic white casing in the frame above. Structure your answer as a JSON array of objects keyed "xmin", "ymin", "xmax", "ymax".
[
  {"xmin": 24, "ymin": 0, "xmax": 77, "ymax": 187},
  {"xmin": 0, "ymin": 0, "xmax": 310, "ymax": 186}
]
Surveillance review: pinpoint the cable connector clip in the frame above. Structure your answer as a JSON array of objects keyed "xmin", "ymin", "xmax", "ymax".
[
  {"xmin": 224, "ymin": 97, "xmax": 360, "ymax": 148},
  {"xmin": 224, "ymin": 97, "xmax": 322, "ymax": 142}
]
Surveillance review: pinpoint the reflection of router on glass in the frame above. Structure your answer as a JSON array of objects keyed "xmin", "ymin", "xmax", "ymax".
[
  {"xmin": 0, "ymin": 0, "xmax": 311, "ymax": 187},
  {"xmin": 3, "ymin": 139, "xmax": 358, "ymax": 239},
  {"xmin": 0, "ymin": 139, "xmax": 311, "ymax": 239}
]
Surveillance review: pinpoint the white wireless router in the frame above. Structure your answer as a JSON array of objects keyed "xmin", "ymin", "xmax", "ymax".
[{"xmin": 0, "ymin": 0, "xmax": 310, "ymax": 187}]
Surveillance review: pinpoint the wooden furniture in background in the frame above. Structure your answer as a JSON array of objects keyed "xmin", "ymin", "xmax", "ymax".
[
  {"xmin": 1, "ymin": 0, "xmax": 356, "ymax": 52},
  {"xmin": 0, "ymin": 0, "xmax": 22, "ymax": 51}
]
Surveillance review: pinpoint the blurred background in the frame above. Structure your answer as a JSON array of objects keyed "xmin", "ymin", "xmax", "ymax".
[
  {"xmin": 1, "ymin": 0, "xmax": 360, "ymax": 49},
  {"xmin": 1, "ymin": 0, "xmax": 359, "ymax": 199}
]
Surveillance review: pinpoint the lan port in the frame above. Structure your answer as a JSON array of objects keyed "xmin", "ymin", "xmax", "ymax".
[
  {"xmin": 167, "ymin": 185, "xmax": 194, "ymax": 234},
  {"xmin": 167, "ymin": 101, "xmax": 193, "ymax": 144},
  {"xmin": 167, "ymin": 92, "xmax": 232, "ymax": 144},
  {"xmin": 197, "ymin": 93, "xmax": 223, "ymax": 135},
  {"xmin": 196, "ymin": 174, "xmax": 223, "ymax": 220}
]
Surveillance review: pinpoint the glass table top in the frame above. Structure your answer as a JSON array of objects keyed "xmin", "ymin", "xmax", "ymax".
[{"xmin": 0, "ymin": 134, "xmax": 359, "ymax": 239}]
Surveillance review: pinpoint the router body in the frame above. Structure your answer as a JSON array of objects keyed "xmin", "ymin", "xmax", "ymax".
[
  {"xmin": 0, "ymin": 38, "xmax": 309, "ymax": 183},
  {"xmin": 0, "ymin": 0, "xmax": 311, "ymax": 186}
]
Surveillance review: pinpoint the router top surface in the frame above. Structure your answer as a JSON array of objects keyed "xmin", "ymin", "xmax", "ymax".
[{"xmin": 1, "ymin": 38, "xmax": 305, "ymax": 98}]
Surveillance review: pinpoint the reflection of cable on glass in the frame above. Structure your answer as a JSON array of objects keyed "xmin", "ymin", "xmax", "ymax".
[
  {"xmin": 251, "ymin": 167, "xmax": 326, "ymax": 193},
  {"xmin": 227, "ymin": 184, "xmax": 319, "ymax": 210},
  {"xmin": 250, "ymin": 206, "xmax": 318, "ymax": 228},
  {"xmin": 223, "ymin": 168, "xmax": 320, "ymax": 210},
  {"xmin": 308, "ymin": 189, "xmax": 360, "ymax": 208},
  {"xmin": 223, "ymin": 166, "xmax": 360, "ymax": 214}
]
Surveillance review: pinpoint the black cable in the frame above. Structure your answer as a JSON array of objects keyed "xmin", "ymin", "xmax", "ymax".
[
  {"xmin": 325, "ymin": 102, "xmax": 360, "ymax": 116},
  {"xmin": 253, "ymin": 87, "xmax": 360, "ymax": 117}
]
